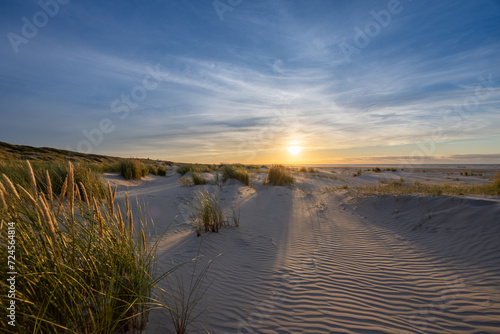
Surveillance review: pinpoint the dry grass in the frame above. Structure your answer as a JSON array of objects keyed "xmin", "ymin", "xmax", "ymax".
[
  {"xmin": 266, "ymin": 165, "xmax": 293, "ymax": 186},
  {"xmin": 191, "ymin": 172, "xmax": 208, "ymax": 185},
  {"xmin": 120, "ymin": 159, "xmax": 147, "ymax": 180},
  {"xmin": 0, "ymin": 161, "xmax": 158, "ymax": 332},
  {"xmin": 0, "ymin": 160, "xmax": 208, "ymax": 333},
  {"xmin": 221, "ymin": 164, "xmax": 250, "ymax": 186},
  {"xmin": 191, "ymin": 189, "xmax": 225, "ymax": 235},
  {"xmin": 325, "ymin": 179, "xmax": 500, "ymax": 196}
]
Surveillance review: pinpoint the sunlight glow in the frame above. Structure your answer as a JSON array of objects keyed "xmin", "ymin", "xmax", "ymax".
[{"xmin": 287, "ymin": 146, "xmax": 302, "ymax": 155}]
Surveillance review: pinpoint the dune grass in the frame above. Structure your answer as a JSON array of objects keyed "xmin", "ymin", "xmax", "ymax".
[
  {"xmin": 266, "ymin": 164, "xmax": 294, "ymax": 186},
  {"xmin": 0, "ymin": 161, "xmax": 160, "ymax": 333},
  {"xmin": 120, "ymin": 159, "xmax": 148, "ymax": 180},
  {"xmin": 221, "ymin": 164, "xmax": 250, "ymax": 186},
  {"xmin": 0, "ymin": 160, "xmax": 211, "ymax": 333},
  {"xmin": 191, "ymin": 190, "xmax": 225, "ymax": 235},
  {"xmin": 190, "ymin": 172, "xmax": 208, "ymax": 185},
  {"xmin": 325, "ymin": 178, "xmax": 500, "ymax": 196},
  {"xmin": 189, "ymin": 189, "xmax": 241, "ymax": 236},
  {"xmin": 0, "ymin": 160, "xmax": 107, "ymax": 200},
  {"xmin": 176, "ymin": 164, "xmax": 218, "ymax": 177},
  {"xmin": 157, "ymin": 245, "xmax": 214, "ymax": 334},
  {"xmin": 299, "ymin": 167, "xmax": 318, "ymax": 173}
]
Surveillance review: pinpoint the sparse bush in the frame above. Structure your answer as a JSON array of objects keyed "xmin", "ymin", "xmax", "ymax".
[
  {"xmin": 191, "ymin": 189, "xmax": 225, "ymax": 234},
  {"xmin": 157, "ymin": 165, "xmax": 167, "ymax": 176},
  {"xmin": 158, "ymin": 256, "xmax": 213, "ymax": 334},
  {"xmin": 344, "ymin": 179, "xmax": 500, "ymax": 196},
  {"xmin": 353, "ymin": 170, "xmax": 362, "ymax": 177},
  {"xmin": 191, "ymin": 172, "xmax": 208, "ymax": 185},
  {"xmin": 222, "ymin": 164, "xmax": 249, "ymax": 186},
  {"xmin": 342, "ymin": 184, "xmax": 349, "ymax": 189},
  {"xmin": 266, "ymin": 165, "xmax": 293, "ymax": 186},
  {"xmin": 121, "ymin": 159, "xmax": 144, "ymax": 180},
  {"xmin": 373, "ymin": 167, "xmax": 381, "ymax": 173},
  {"xmin": 489, "ymin": 178, "xmax": 500, "ymax": 195},
  {"xmin": 176, "ymin": 164, "xmax": 216, "ymax": 177},
  {"xmin": 176, "ymin": 165, "xmax": 192, "ymax": 176}
]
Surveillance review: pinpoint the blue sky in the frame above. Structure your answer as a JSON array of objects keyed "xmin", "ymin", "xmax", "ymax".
[{"xmin": 1, "ymin": 0, "xmax": 499, "ymax": 164}]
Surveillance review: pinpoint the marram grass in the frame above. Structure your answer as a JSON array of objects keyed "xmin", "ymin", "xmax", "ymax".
[
  {"xmin": 266, "ymin": 164, "xmax": 294, "ymax": 186},
  {"xmin": 0, "ymin": 161, "xmax": 201, "ymax": 333},
  {"xmin": 221, "ymin": 164, "xmax": 250, "ymax": 186},
  {"xmin": 324, "ymin": 179, "xmax": 500, "ymax": 197}
]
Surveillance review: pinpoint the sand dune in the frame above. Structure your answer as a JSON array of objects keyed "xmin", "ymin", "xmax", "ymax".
[{"xmin": 105, "ymin": 167, "xmax": 500, "ymax": 333}]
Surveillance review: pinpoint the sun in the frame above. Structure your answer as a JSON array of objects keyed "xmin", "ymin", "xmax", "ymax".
[{"xmin": 287, "ymin": 146, "xmax": 302, "ymax": 155}]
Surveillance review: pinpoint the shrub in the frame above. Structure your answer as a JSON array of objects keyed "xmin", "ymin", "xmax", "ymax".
[
  {"xmin": 148, "ymin": 164, "xmax": 158, "ymax": 175},
  {"xmin": 157, "ymin": 165, "xmax": 167, "ymax": 176},
  {"xmin": 120, "ymin": 159, "xmax": 144, "ymax": 180},
  {"xmin": 373, "ymin": 167, "xmax": 381, "ymax": 173},
  {"xmin": 353, "ymin": 170, "xmax": 362, "ymax": 177},
  {"xmin": 266, "ymin": 165, "xmax": 293, "ymax": 186},
  {"xmin": 222, "ymin": 165, "xmax": 250, "ymax": 186},
  {"xmin": 490, "ymin": 178, "xmax": 500, "ymax": 195}
]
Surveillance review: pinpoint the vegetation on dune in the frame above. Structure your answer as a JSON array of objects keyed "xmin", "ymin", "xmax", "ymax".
[
  {"xmin": 266, "ymin": 164, "xmax": 294, "ymax": 186},
  {"xmin": 299, "ymin": 167, "xmax": 319, "ymax": 173},
  {"xmin": 120, "ymin": 159, "xmax": 147, "ymax": 180},
  {"xmin": 190, "ymin": 189, "xmax": 239, "ymax": 236},
  {"xmin": 325, "ymin": 177, "xmax": 500, "ymax": 197},
  {"xmin": 191, "ymin": 189, "xmax": 225, "ymax": 235},
  {"xmin": 221, "ymin": 164, "xmax": 250, "ymax": 186},
  {"xmin": 176, "ymin": 164, "xmax": 218, "ymax": 176},
  {"xmin": 0, "ymin": 161, "xmax": 155, "ymax": 332},
  {"xmin": 0, "ymin": 140, "xmax": 173, "ymax": 166},
  {"xmin": 120, "ymin": 159, "xmax": 168, "ymax": 180},
  {"xmin": 158, "ymin": 254, "xmax": 213, "ymax": 334},
  {"xmin": 0, "ymin": 161, "xmax": 210, "ymax": 333},
  {"xmin": 0, "ymin": 160, "xmax": 107, "ymax": 200},
  {"xmin": 190, "ymin": 172, "xmax": 208, "ymax": 185}
]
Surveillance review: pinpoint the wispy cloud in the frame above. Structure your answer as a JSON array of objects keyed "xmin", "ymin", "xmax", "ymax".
[{"xmin": 0, "ymin": 0, "xmax": 499, "ymax": 162}]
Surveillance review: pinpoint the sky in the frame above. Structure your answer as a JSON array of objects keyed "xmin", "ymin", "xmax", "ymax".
[{"xmin": 1, "ymin": 0, "xmax": 499, "ymax": 164}]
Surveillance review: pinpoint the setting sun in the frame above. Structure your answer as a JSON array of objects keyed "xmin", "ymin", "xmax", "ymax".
[{"xmin": 287, "ymin": 146, "xmax": 302, "ymax": 155}]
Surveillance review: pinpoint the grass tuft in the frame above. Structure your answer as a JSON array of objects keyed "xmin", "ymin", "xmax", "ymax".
[
  {"xmin": 191, "ymin": 172, "xmax": 208, "ymax": 185},
  {"xmin": 266, "ymin": 165, "xmax": 293, "ymax": 186},
  {"xmin": 191, "ymin": 189, "xmax": 225, "ymax": 234},
  {"xmin": 120, "ymin": 159, "xmax": 145, "ymax": 180}
]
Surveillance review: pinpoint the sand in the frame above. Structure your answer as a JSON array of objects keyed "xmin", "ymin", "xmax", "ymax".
[{"xmin": 104, "ymin": 166, "xmax": 500, "ymax": 333}]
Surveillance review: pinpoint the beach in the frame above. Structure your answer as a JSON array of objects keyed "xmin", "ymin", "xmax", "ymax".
[{"xmin": 103, "ymin": 166, "xmax": 500, "ymax": 333}]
